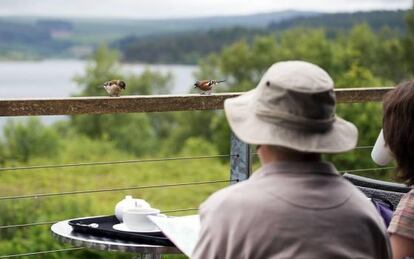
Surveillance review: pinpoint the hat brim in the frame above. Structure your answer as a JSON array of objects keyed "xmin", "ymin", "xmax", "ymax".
[{"xmin": 224, "ymin": 89, "xmax": 358, "ymax": 153}]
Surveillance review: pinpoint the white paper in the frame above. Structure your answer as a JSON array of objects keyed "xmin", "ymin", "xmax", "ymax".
[{"xmin": 149, "ymin": 214, "xmax": 200, "ymax": 257}]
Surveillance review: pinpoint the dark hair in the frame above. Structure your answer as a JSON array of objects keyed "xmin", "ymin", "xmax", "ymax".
[{"xmin": 383, "ymin": 81, "xmax": 414, "ymax": 186}]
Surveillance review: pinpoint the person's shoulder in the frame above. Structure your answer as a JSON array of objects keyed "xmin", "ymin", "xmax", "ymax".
[
  {"xmin": 339, "ymin": 179, "xmax": 384, "ymax": 218},
  {"xmin": 200, "ymin": 178, "xmax": 253, "ymax": 212},
  {"xmin": 388, "ymin": 188, "xmax": 414, "ymax": 239},
  {"xmin": 406, "ymin": 188, "xmax": 414, "ymax": 200},
  {"xmin": 339, "ymin": 177, "xmax": 372, "ymax": 203},
  {"xmin": 395, "ymin": 188, "xmax": 414, "ymax": 212}
]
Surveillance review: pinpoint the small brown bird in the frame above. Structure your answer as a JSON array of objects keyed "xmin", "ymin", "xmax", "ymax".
[
  {"xmin": 103, "ymin": 80, "xmax": 126, "ymax": 97},
  {"xmin": 194, "ymin": 79, "xmax": 226, "ymax": 95}
]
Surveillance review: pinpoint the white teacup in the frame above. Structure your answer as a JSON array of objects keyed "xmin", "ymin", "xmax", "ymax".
[{"xmin": 123, "ymin": 207, "xmax": 160, "ymax": 232}]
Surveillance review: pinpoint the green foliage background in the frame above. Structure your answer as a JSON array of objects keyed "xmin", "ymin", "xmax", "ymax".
[{"xmin": 1, "ymin": 8, "xmax": 414, "ymax": 258}]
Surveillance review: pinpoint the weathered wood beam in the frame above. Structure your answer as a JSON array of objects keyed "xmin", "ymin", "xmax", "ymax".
[
  {"xmin": 335, "ymin": 87, "xmax": 393, "ymax": 103},
  {"xmin": 0, "ymin": 87, "xmax": 394, "ymax": 116}
]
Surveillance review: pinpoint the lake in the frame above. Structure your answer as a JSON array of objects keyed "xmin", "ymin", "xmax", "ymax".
[{"xmin": 0, "ymin": 60, "xmax": 197, "ymax": 129}]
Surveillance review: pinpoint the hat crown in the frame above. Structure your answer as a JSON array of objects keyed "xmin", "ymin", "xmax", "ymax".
[
  {"xmin": 223, "ymin": 60, "xmax": 358, "ymax": 153},
  {"xmin": 255, "ymin": 61, "xmax": 336, "ymax": 132},
  {"xmin": 261, "ymin": 61, "xmax": 334, "ymax": 92}
]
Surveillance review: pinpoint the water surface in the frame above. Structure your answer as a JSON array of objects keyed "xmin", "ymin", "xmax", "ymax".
[{"xmin": 0, "ymin": 60, "xmax": 197, "ymax": 128}]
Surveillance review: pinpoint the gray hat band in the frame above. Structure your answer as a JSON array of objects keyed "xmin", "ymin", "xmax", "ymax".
[{"xmin": 256, "ymin": 110, "xmax": 335, "ymax": 132}]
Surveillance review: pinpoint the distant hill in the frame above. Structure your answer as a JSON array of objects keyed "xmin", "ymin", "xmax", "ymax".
[
  {"xmin": 0, "ymin": 11, "xmax": 318, "ymax": 43},
  {"xmin": 114, "ymin": 27, "xmax": 269, "ymax": 64},
  {"xmin": 0, "ymin": 11, "xmax": 318, "ymax": 59},
  {"xmin": 0, "ymin": 10, "xmax": 408, "ymax": 61},
  {"xmin": 269, "ymin": 10, "xmax": 407, "ymax": 32},
  {"xmin": 115, "ymin": 10, "xmax": 409, "ymax": 64},
  {"xmin": 0, "ymin": 19, "xmax": 72, "ymax": 59}
]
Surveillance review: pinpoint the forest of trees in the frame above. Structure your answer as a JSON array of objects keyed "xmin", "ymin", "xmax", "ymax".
[
  {"xmin": 269, "ymin": 10, "xmax": 407, "ymax": 32},
  {"xmin": 0, "ymin": 10, "xmax": 407, "ymax": 61},
  {"xmin": 116, "ymin": 10, "xmax": 407, "ymax": 64},
  {"xmin": 0, "ymin": 7, "xmax": 414, "ymax": 259}
]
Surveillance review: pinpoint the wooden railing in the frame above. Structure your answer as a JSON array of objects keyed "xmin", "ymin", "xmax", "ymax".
[{"xmin": 0, "ymin": 87, "xmax": 393, "ymax": 116}]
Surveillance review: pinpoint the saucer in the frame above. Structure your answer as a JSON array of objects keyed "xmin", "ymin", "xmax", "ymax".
[{"xmin": 113, "ymin": 223, "xmax": 161, "ymax": 233}]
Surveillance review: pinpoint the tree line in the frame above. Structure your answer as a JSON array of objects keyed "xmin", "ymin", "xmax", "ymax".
[
  {"xmin": 116, "ymin": 10, "xmax": 408, "ymax": 64},
  {"xmin": 1, "ymin": 7, "xmax": 414, "ymax": 173}
]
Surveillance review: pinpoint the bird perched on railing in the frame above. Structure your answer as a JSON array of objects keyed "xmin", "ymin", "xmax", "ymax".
[
  {"xmin": 103, "ymin": 80, "xmax": 126, "ymax": 97},
  {"xmin": 194, "ymin": 79, "xmax": 226, "ymax": 95}
]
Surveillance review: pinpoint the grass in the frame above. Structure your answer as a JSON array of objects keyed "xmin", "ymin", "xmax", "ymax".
[
  {"xmin": 0, "ymin": 136, "xmax": 230, "ymax": 258},
  {"xmin": 0, "ymin": 111, "xmax": 397, "ymax": 258}
]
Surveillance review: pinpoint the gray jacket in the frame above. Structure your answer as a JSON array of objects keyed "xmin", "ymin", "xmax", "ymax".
[{"xmin": 192, "ymin": 161, "xmax": 391, "ymax": 259}]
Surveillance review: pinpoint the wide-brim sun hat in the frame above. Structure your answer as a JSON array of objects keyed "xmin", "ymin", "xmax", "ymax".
[{"xmin": 224, "ymin": 60, "xmax": 358, "ymax": 153}]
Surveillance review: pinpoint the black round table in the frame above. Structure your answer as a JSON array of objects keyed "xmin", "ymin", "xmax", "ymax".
[{"xmin": 51, "ymin": 219, "xmax": 181, "ymax": 259}]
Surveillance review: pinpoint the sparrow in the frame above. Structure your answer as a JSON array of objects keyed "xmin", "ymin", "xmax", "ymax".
[
  {"xmin": 194, "ymin": 79, "xmax": 226, "ymax": 95},
  {"xmin": 103, "ymin": 80, "xmax": 126, "ymax": 97}
]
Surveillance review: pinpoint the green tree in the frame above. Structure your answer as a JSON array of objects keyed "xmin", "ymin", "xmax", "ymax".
[
  {"xmin": 180, "ymin": 137, "xmax": 218, "ymax": 156},
  {"xmin": 191, "ymin": 23, "xmax": 407, "ymax": 170},
  {"xmin": 347, "ymin": 24, "xmax": 379, "ymax": 68},
  {"xmin": 328, "ymin": 64, "xmax": 389, "ymax": 175},
  {"xmin": 73, "ymin": 44, "xmax": 172, "ymax": 97},
  {"xmin": 0, "ymin": 139, "xmax": 6, "ymax": 166},
  {"xmin": 402, "ymin": 5, "xmax": 414, "ymax": 77},
  {"xmin": 160, "ymin": 110, "xmax": 220, "ymax": 155},
  {"xmin": 3, "ymin": 118, "xmax": 60, "ymax": 162},
  {"xmin": 74, "ymin": 44, "xmax": 122, "ymax": 97},
  {"xmin": 71, "ymin": 44, "xmax": 173, "ymax": 156}
]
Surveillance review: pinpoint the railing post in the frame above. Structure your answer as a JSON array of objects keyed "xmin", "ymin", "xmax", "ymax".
[{"xmin": 230, "ymin": 131, "xmax": 252, "ymax": 184}]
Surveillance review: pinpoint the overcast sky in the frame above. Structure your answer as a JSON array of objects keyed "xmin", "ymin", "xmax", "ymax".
[{"xmin": 0, "ymin": 0, "xmax": 411, "ymax": 19}]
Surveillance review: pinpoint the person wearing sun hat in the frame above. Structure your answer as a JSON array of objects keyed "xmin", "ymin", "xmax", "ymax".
[{"xmin": 191, "ymin": 61, "xmax": 391, "ymax": 259}]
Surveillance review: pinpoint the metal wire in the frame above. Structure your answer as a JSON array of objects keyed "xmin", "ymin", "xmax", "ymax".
[
  {"xmin": 0, "ymin": 179, "xmax": 235, "ymax": 201},
  {"xmin": 0, "ymin": 208, "xmax": 199, "ymax": 230},
  {"xmin": 0, "ymin": 247, "xmax": 83, "ymax": 258},
  {"xmin": 0, "ymin": 165, "xmax": 392, "ymax": 229},
  {"xmin": 353, "ymin": 145, "xmax": 374, "ymax": 150},
  {"xmin": 339, "ymin": 166, "xmax": 395, "ymax": 174},
  {"xmin": 0, "ymin": 220, "xmax": 58, "ymax": 230},
  {"xmin": 162, "ymin": 208, "xmax": 198, "ymax": 213},
  {"xmin": 0, "ymin": 154, "xmax": 234, "ymax": 172},
  {"xmin": 251, "ymin": 145, "xmax": 375, "ymax": 156},
  {"xmin": 0, "ymin": 146, "xmax": 376, "ymax": 173}
]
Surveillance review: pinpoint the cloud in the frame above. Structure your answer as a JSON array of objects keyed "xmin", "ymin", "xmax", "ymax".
[{"xmin": 0, "ymin": 0, "xmax": 411, "ymax": 18}]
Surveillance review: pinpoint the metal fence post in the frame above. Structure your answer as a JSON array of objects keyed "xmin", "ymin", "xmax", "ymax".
[{"xmin": 230, "ymin": 131, "xmax": 252, "ymax": 184}]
